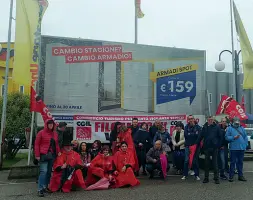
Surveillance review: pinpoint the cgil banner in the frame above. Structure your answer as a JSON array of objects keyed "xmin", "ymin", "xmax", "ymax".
[{"xmin": 73, "ymin": 115, "xmax": 187, "ymax": 143}]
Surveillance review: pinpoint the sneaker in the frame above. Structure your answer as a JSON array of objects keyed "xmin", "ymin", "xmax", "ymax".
[
  {"xmin": 181, "ymin": 176, "xmax": 187, "ymax": 180},
  {"xmin": 220, "ymin": 175, "xmax": 228, "ymax": 180},
  {"xmin": 203, "ymin": 178, "xmax": 209, "ymax": 183},
  {"xmin": 189, "ymin": 170, "xmax": 195, "ymax": 176},
  {"xmin": 214, "ymin": 179, "xmax": 220, "ymax": 184},
  {"xmin": 195, "ymin": 176, "xmax": 201, "ymax": 181},
  {"xmin": 238, "ymin": 176, "xmax": 247, "ymax": 182},
  {"xmin": 234, "ymin": 169, "xmax": 238, "ymax": 174},
  {"xmin": 229, "ymin": 177, "xmax": 234, "ymax": 182},
  {"xmin": 38, "ymin": 190, "xmax": 44, "ymax": 197}
]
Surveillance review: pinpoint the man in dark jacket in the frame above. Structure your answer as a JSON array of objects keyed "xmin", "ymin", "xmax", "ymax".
[
  {"xmin": 129, "ymin": 118, "xmax": 139, "ymax": 138},
  {"xmin": 146, "ymin": 140, "xmax": 165, "ymax": 179},
  {"xmin": 57, "ymin": 122, "xmax": 67, "ymax": 148},
  {"xmin": 149, "ymin": 119, "xmax": 161, "ymax": 140},
  {"xmin": 134, "ymin": 122, "xmax": 152, "ymax": 175},
  {"xmin": 219, "ymin": 118, "xmax": 228, "ymax": 179},
  {"xmin": 182, "ymin": 115, "xmax": 201, "ymax": 181},
  {"xmin": 196, "ymin": 116, "xmax": 222, "ymax": 184}
]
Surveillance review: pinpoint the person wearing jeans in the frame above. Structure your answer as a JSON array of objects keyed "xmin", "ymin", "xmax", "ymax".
[
  {"xmin": 35, "ymin": 119, "xmax": 61, "ymax": 197},
  {"xmin": 196, "ymin": 116, "xmax": 222, "ymax": 184},
  {"xmin": 225, "ymin": 117, "xmax": 248, "ymax": 182},
  {"xmin": 218, "ymin": 118, "xmax": 228, "ymax": 180},
  {"xmin": 181, "ymin": 115, "xmax": 201, "ymax": 181}
]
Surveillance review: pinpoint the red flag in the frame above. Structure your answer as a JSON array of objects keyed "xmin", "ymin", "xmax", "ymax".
[
  {"xmin": 216, "ymin": 95, "xmax": 248, "ymax": 121},
  {"xmin": 30, "ymin": 87, "xmax": 42, "ymax": 112},
  {"xmin": 216, "ymin": 95, "xmax": 233, "ymax": 115},
  {"xmin": 30, "ymin": 86, "xmax": 58, "ymax": 126}
]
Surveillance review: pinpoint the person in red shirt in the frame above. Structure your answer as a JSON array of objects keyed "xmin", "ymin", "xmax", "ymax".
[
  {"xmin": 86, "ymin": 145, "xmax": 115, "ymax": 187},
  {"xmin": 49, "ymin": 138, "xmax": 86, "ymax": 193},
  {"xmin": 113, "ymin": 141, "xmax": 140, "ymax": 188},
  {"xmin": 34, "ymin": 119, "xmax": 61, "ymax": 197}
]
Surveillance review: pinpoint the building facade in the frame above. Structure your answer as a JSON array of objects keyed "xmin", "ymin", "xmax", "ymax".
[{"xmin": 206, "ymin": 71, "xmax": 253, "ymax": 115}]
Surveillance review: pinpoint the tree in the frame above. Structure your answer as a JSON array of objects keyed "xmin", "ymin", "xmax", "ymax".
[{"xmin": 0, "ymin": 92, "xmax": 31, "ymax": 138}]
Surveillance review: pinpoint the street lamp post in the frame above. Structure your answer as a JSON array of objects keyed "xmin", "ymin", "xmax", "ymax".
[{"xmin": 215, "ymin": 50, "xmax": 241, "ymax": 101}]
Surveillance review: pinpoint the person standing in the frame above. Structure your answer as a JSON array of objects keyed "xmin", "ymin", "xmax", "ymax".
[
  {"xmin": 56, "ymin": 122, "xmax": 67, "ymax": 149},
  {"xmin": 225, "ymin": 117, "xmax": 248, "ymax": 182},
  {"xmin": 182, "ymin": 115, "xmax": 201, "ymax": 181},
  {"xmin": 149, "ymin": 119, "xmax": 161, "ymax": 141},
  {"xmin": 129, "ymin": 118, "xmax": 139, "ymax": 138},
  {"xmin": 35, "ymin": 119, "xmax": 61, "ymax": 197},
  {"xmin": 172, "ymin": 122, "xmax": 185, "ymax": 175},
  {"xmin": 109, "ymin": 122, "xmax": 121, "ymax": 154},
  {"xmin": 219, "ymin": 118, "xmax": 229, "ymax": 180},
  {"xmin": 196, "ymin": 116, "xmax": 222, "ymax": 184},
  {"xmin": 133, "ymin": 122, "xmax": 152, "ymax": 176}
]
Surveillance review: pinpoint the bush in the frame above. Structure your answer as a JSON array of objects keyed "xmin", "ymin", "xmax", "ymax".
[{"xmin": 0, "ymin": 92, "xmax": 31, "ymax": 138}]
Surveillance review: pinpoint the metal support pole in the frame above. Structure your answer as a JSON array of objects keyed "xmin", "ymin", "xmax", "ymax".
[
  {"xmin": 0, "ymin": 0, "xmax": 14, "ymax": 169},
  {"xmin": 134, "ymin": 0, "xmax": 138, "ymax": 44},
  {"xmin": 230, "ymin": 0, "xmax": 237, "ymax": 101}
]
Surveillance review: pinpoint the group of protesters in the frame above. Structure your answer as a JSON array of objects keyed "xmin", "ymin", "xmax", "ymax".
[{"xmin": 34, "ymin": 115, "xmax": 249, "ymax": 197}]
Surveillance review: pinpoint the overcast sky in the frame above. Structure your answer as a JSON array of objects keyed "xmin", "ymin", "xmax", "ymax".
[{"xmin": 0, "ymin": 0, "xmax": 252, "ymax": 72}]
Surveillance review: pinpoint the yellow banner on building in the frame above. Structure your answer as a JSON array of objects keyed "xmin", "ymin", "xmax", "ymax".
[
  {"xmin": 13, "ymin": 0, "xmax": 48, "ymax": 88},
  {"xmin": 233, "ymin": 2, "xmax": 253, "ymax": 89}
]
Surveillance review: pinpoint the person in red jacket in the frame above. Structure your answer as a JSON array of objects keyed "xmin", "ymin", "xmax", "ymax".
[
  {"xmin": 35, "ymin": 119, "xmax": 61, "ymax": 197},
  {"xmin": 113, "ymin": 142, "xmax": 140, "ymax": 188},
  {"xmin": 49, "ymin": 139, "xmax": 86, "ymax": 193},
  {"xmin": 117, "ymin": 125, "xmax": 139, "ymax": 173},
  {"xmin": 86, "ymin": 145, "xmax": 115, "ymax": 187}
]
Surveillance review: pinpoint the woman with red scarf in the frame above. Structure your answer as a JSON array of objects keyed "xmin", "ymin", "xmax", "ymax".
[
  {"xmin": 116, "ymin": 125, "xmax": 139, "ymax": 172},
  {"xmin": 86, "ymin": 145, "xmax": 115, "ymax": 187},
  {"xmin": 113, "ymin": 142, "xmax": 140, "ymax": 188}
]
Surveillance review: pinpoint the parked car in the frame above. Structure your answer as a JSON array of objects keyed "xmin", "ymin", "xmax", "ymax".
[{"xmin": 245, "ymin": 128, "xmax": 253, "ymax": 152}]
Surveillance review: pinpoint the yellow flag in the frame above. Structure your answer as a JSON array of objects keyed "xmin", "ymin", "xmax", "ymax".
[
  {"xmin": 13, "ymin": 0, "xmax": 48, "ymax": 88},
  {"xmin": 136, "ymin": 0, "xmax": 144, "ymax": 18},
  {"xmin": 233, "ymin": 2, "xmax": 253, "ymax": 89}
]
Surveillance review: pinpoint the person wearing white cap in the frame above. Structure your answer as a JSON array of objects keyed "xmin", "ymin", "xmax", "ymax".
[{"xmin": 225, "ymin": 117, "xmax": 248, "ymax": 182}]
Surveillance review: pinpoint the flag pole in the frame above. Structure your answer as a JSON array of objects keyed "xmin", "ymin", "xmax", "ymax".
[
  {"xmin": 230, "ymin": 0, "xmax": 237, "ymax": 101},
  {"xmin": 0, "ymin": 0, "xmax": 14, "ymax": 169},
  {"xmin": 134, "ymin": 0, "xmax": 138, "ymax": 44},
  {"xmin": 27, "ymin": 111, "xmax": 35, "ymax": 166}
]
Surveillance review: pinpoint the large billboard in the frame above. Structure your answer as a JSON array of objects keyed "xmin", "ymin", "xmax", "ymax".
[{"xmin": 39, "ymin": 36, "xmax": 206, "ymax": 117}]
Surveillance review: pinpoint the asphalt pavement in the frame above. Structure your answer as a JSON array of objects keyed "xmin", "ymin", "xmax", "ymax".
[{"xmin": 1, "ymin": 162, "xmax": 253, "ymax": 200}]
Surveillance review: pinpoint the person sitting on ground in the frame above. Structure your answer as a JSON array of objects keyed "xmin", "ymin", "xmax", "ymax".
[
  {"xmin": 153, "ymin": 125, "xmax": 171, "ymax": 171},
  {"xmin": 89, "ymin": 140, "xmax": 102, "ymax": 160},
  {"xmin": 79, "ymin": 142, "xmax": 91, "ymax": 178},
  {"xmin": 113, "ymin": 142, "xmax": 140, "ymax": 188},
  {"xmin": 49, "ymin": 137, "xmax": 86, "ymax": 193},
  {"xmin": 117, "ymin": 125, "xmax": 139, "ymax": 173},
  {"xmin": 146, "ymin": 140, "xmax": 167, "ymax": 179},
  {"xmin": 85, "ymin": 145, "xmax": 115, "ymax": 187}
]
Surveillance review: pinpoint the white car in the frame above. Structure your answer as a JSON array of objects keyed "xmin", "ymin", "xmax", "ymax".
[{"xmin": 245, "ymin": 128, "xmax": 253, "ymax": 152}]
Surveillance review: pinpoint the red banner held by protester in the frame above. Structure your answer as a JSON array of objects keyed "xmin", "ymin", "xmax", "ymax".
[
  {"xmin": 216, "ymin": 95, "xmax": 248, "ymax": 121},
  {"xmin": 30, "ymin": 86, "xmax": 58, "ymax": 126}
]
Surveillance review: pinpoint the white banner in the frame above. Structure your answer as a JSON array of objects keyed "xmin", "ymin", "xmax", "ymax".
[{"xmin": 73, "ymin": 114, "xmax": 187, "ymax": 143}]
